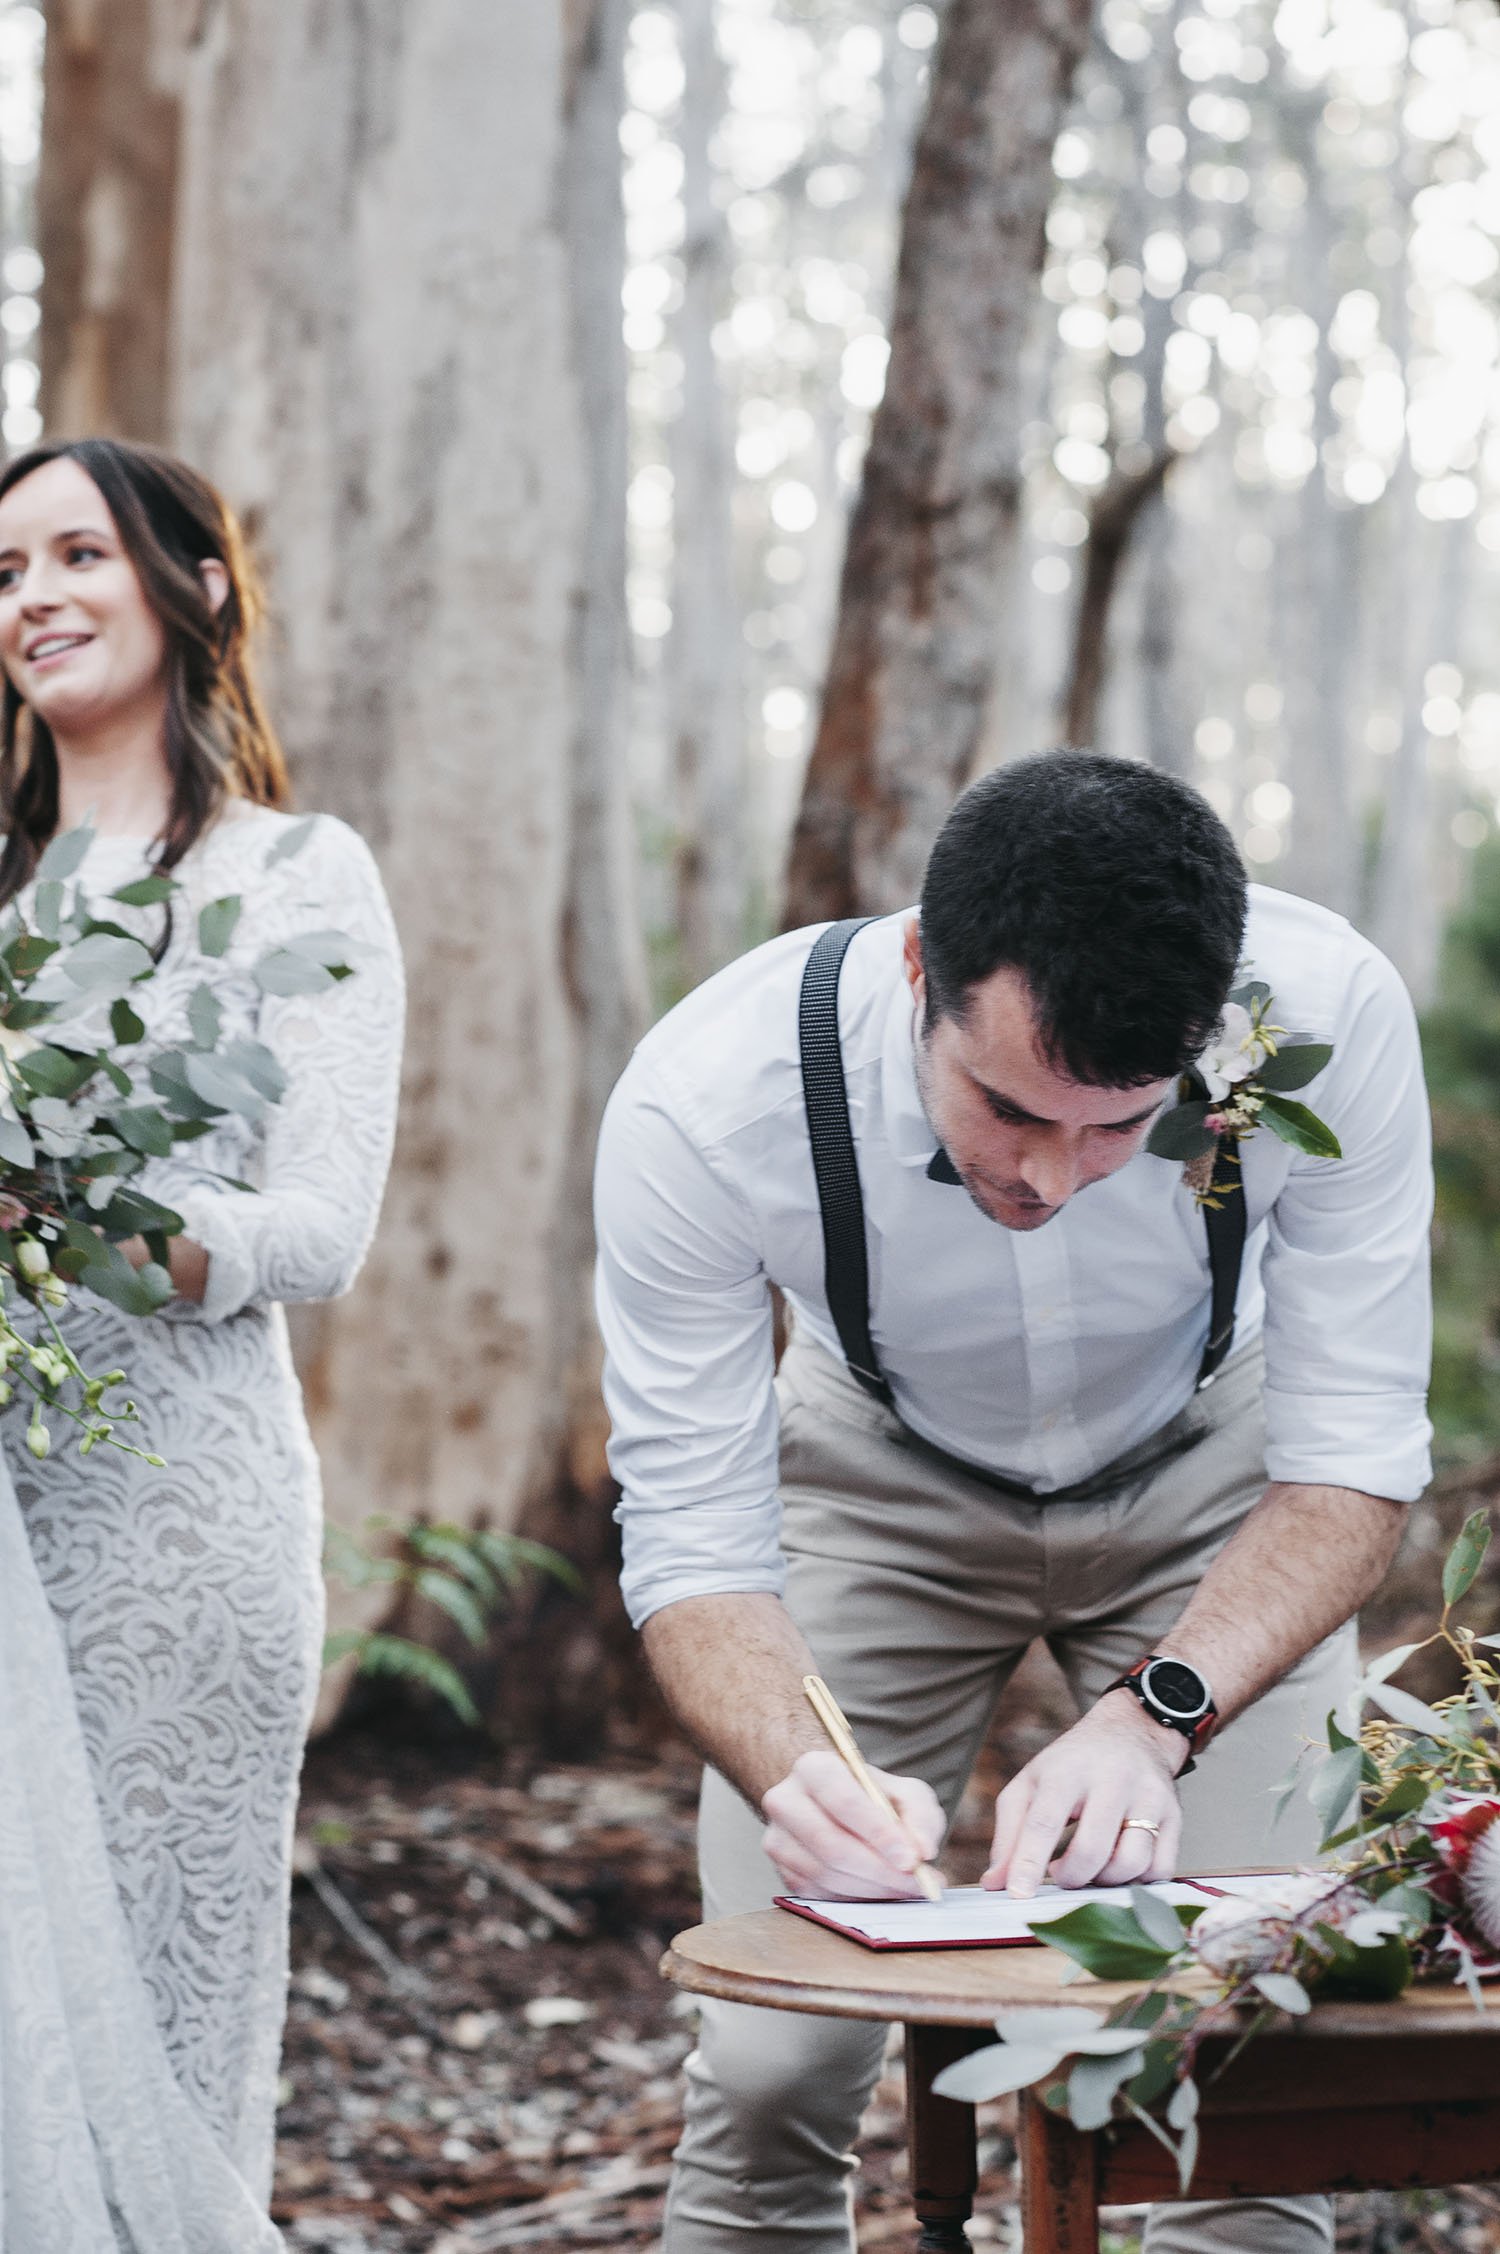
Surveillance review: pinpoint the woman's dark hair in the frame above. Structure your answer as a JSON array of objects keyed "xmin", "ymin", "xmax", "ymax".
[
  {"xmin": 918, "ymin": 750, "xmax": 1247, "ymax": 1087},
  {"xmin": 0, "ymin": 437, "xmax": 290, "ymax": 903}
]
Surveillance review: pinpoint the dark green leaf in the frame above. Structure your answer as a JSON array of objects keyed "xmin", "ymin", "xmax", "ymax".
[
  {"xmin": 110, "ymin": 874, "xmax": 176, "ymax": 907},
  {"xmin": 79, "ymin": 1237, "xmax": 174, "ymax": 1316},
  {"xmin": 16, "ymin": 1046, "xmax": 97, "ymax": 1099},
  {"xmin": 110, "ymin": 998, "xmax": 146, "ymax": 1046},
  {"xmin": 198, "ymin": 895, "xmax": 242, "ymax": 958},
  {"xmin": 1124, "ymin": 2040, "xmax": 1178, "ymax": 2112},
  {"xmin": 170, "ymin": 1117, "xmax": 215, "ymax": 1143},
  {"xmin": 109, "ymin": 1105, "xmax": 175, "ymax": 1158},
  {"xmin": 1314, "ymin": 1936, "xmax": 1412, "ymax": 2002},
  {"xmin": 1255, "ymin": 1041, "xmax": 1333, "ymax": 1093},
  {"xmin": 1443, "ymin": 1509, "xmax": 1492, "ymax": 1607},
  {"xmin": 1029, "ymin": 1904, "xmax": 1177, "ymax": 1982},
  {"xmin": 4, "ymin": 1000, "xmax": 55, "ymax": 1030},
  {"xmin": 183, "ymin": 1051, "xmax": 266, "ymax": 1120},
  {"xmin": 1146, "ymin": 1101, "xmax": 1215, "ymax": 1163},
  {"xmin": 148, "ymin": 1050, "xmax": 222, "ymax": 1121},
  {"xmin": 187, "ymin": 981, "xmax": 222, "ymax": 1051},
  {"xmin": 1326, "ymin": 1708, "xmax": 1357, "ymax": 1752},
  {"xmin": 1366, "ymin": 1775, "xmax": 1430, "ymax": 1825},
  {"xmin": 36, "ymin": 825, "xmax": 94, "ymax": 882},
  {"xmin": 4, "ymin": 930, "xmax": 59, "ymax": 978},
  {"xmin": 1258, "ymin": 1094, "xmax": 1342, "ymax": 1160},
  {"xmin": 99, "ymin": 1186, "xmax": 183, "ymax": 1240}
]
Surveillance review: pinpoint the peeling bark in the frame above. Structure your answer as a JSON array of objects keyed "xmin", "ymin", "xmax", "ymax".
[{"xmin": 166, "ymin": 0, "xmax": 643, "ymax": 1721}]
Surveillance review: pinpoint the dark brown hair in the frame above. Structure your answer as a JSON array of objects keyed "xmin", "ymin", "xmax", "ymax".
[{"xmin": 0, "ymin": 437, "xmax": 290, "ymax": 903}]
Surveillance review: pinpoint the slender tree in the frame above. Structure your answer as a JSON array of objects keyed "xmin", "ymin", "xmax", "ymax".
[
  {"xmin": 782, "ymin": 0, "xmax": 1094, "ymax": 927},
  {"xmin": 165, "ymin": 0, "xmax": 644, "ymax": 1724},
  {"xmin": 669, "ymin": 0, "xmax": 746, "ymax": 987},
  {"xmin": 36, "ymin": 0, "xmax": 180, "ymax": 441}
]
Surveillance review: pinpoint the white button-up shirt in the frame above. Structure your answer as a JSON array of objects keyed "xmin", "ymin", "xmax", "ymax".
[{"xmin": 595, "ymin": 887, "xmax": 1433, "ymax": 1629}]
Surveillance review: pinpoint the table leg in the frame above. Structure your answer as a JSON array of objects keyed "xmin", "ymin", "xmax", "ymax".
[
  {"xmin": 905, "ymin": 2024, "xmax": 981, "ymax": 2251},
  {"xmin": 1019, "ymin": 2090, "xmax": 1101, "ymax": 2254}
]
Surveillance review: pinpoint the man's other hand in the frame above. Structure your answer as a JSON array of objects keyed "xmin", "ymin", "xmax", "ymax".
[
  {"xmin": 983, "ymin": 1693, "xmax": 1185, "ymax": 1899},
  {"xmin": 761, "ymin": 1749, "xmax": 946, "ymax": 1899}
]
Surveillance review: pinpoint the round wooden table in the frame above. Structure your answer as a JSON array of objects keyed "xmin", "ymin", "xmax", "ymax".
[{"xmin": 662, "ymin": 1907, "xmax": 1500, "ymax": 2253}]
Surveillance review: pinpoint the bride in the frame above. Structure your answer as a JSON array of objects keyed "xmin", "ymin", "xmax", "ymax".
[{"xmin": 0, "ymin": 437, "xmax": 404, "ymax": 2249}]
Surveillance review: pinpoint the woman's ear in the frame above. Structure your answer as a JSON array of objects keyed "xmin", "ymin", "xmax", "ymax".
[{"xmin": 199, "ymin": 558, "xmax": 230, "ymax": 615}]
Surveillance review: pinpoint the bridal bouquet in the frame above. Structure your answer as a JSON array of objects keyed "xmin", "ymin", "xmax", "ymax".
[
  {"xmin": 935, "ymin": 1511, "xmax": 1500, "ymax": 2191},
  {"xmin": 0, "ymin": 817, "xmax": 351, "ymax": 1465}
]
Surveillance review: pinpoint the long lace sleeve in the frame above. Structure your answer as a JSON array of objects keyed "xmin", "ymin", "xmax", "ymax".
[{"xmin": 150, "ymin": 815, "xmax": 405, "ymax": 1326}]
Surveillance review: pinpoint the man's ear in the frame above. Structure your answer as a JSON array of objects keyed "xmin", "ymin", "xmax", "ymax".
[
  {"xmin": 199, "ymin": 558, "xmax": 230, "ymax": 615},
  {"xmin": 902, "ymin": 914, "xmax": 925, "ymax": 1005}
]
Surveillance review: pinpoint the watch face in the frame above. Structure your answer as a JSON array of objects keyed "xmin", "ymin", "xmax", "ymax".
[{"xmin": 1142, "ymin": 1657, "xmax": 1211, "ymax": 1719}]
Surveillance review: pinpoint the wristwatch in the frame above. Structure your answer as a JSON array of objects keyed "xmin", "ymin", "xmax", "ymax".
[{"xmin": 1106, "ymin": 1654, "xmax": 1218, "ymax": 1774}]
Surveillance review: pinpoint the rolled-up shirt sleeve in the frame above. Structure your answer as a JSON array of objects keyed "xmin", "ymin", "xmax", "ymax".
[
  {"xmin": 1260, "ymin": 943, "xmax": 1433, "ymax": 1502},
  {"xmin": 594, "ymin": 1054, "xmax": 783, "ymax": 1628}
]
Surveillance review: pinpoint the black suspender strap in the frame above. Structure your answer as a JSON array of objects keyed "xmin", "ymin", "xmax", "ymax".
[
  {"xmin": 798, "ymin": 919, "xmax": 894, "ymax": 1406},
  {"xmin": 797, "ymin": 922, "xmax": 1246, "ymax": 1405},
  {"xmin": 1196, "ymin": 1133, "xmax": 1246, "ymax": 1387}
]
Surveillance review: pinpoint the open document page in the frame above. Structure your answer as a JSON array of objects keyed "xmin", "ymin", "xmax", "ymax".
[{"xmin": 775, "ymin": 1874, "xmax": 1301, "ymax": 1951}]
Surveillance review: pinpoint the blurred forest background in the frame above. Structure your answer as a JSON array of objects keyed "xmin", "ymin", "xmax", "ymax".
[
  {"xmin": 12, "ymin": 3, "xmax": 1500, "ymax": 2248},
  {"xmin": 4, "ymin": 0, "xmax": 1498, "ymax": 1719}
]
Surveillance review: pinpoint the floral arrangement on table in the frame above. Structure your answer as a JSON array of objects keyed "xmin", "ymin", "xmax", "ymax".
[
  {"xmin": 0, "ymin": 816, "xmax": 351, "ymax": 1466},
  {"xmin": 934, "ymin": 1510, "xmax": 1500, "ymax": 2192},
  {"xmin": 1146, "ymin": 975, "xmax": 1341, "ymax": 1200}
]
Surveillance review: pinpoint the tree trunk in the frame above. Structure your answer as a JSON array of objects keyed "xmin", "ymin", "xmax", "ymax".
[
  {"xmin": 167, "ymin": 0, "xmax": 644, "ymax": 1739},
  {"xmin": 781, "ymin": 0, "xmax": 1093, "ymax": 928},
  {"xmin": 37, "ymin": 0, "xmax": 181, "ymax": 441},
  {"xmin": 1061, "ymin": 450, "xmax": 1173, "ymax": 750},
  {"xmin": 669, "ymin": 0, "xmax": 745, "ymax": 988}
]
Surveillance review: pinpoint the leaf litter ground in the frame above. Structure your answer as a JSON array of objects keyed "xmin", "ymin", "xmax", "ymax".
[{"xmin": 279, "ymin": 1494, "xmax": 1500, "ymax": 2254}]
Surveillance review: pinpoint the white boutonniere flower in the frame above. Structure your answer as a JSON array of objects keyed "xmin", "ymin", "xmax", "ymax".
[{"xmin": 1147, "ymin": 975, "xmax": 1341, "ymax": 1202}]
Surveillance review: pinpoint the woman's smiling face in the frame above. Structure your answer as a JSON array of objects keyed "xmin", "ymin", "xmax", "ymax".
[{"xmin": 0, "ymin": 455, "xmax": 169, "ymax": 741}]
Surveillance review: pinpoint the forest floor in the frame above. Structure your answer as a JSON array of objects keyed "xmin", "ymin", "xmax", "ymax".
[{"xmin": 275, "ymin": 1512, "xmax": 1500, "ymax": 2254}]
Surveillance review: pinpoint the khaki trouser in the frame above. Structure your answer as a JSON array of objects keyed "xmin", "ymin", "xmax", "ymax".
[{"xmin": 662, "ymin": 1329, "xmax": 1357, "ymax": 2254}]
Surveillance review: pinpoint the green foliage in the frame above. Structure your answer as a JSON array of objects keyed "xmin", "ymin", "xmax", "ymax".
[
  {"xmin": 1423, "ymin": 842, "xmax": 1500, "ymax": 1458},
  {"xmin": 322, "ymin": 1517, "xmax": 580, "ymax": 1728}
]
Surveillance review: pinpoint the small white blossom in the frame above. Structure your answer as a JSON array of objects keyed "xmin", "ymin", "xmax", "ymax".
[
  {"xmin": 1190, "ymin": 1874, "xmax": 1341, "ymax": 1977},
  {"xmin": 1197, "ymin": 1002, "xmax": 1271, "ymax": 1102}
]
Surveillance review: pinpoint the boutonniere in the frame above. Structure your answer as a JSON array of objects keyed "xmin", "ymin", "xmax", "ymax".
[{"xmin": 1146, "ymin": 977, "xmax": 1341, "ymax": 1202}]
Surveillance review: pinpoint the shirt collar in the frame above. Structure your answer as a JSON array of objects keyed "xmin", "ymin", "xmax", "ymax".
[{"xmin": 881, "ymin": 972, "xmax": 944, "ymax": 1169}]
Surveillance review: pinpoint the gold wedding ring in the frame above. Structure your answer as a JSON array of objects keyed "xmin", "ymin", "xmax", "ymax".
[{"xmin": 1119, "ymin": 1816, "xmax": 1161, "ymax": 1838}]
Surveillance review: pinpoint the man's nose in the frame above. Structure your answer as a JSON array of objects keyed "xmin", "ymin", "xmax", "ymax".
[{"xmin": 1015, "ymin": 1135, "xmax": 1084, "ymax": 1209}]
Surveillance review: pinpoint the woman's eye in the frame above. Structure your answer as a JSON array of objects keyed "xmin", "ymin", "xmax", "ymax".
[{"xmin": 66, "ymin": 544, "xmax": 104, "ymax": 566}]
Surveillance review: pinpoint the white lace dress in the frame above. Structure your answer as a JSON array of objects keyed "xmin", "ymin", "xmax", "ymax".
[{"xmin": 0, "ymin": 805, "xmax": 404, "ymax": 2251}]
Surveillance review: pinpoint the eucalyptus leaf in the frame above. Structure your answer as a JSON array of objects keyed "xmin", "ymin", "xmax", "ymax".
[
  {"xmin": 1258, "ymin": 1094, "xmax": 1342, "ymax": 1160},
  {"xmin": 1308, "ymin": 1745, "xmax": 1363, "ymax": 1842},
  {"xmin": 110, "ymin": 874, "xmax": 175, "ymax": 908},
  {"xmin": 16, "ymin": 1046, "xmax": 97, "ymax": 1100},
  {"xmin": 1129, "ymin": 1886, "xmax": 1190, "ymax": 1956},
  {"xmin": 149, "ymin": 1051, "xmax": 223, "ymax": 1122},
  {"xmin": 221, "ymin": 1037, "xmax": 286, "ymax": 1104},
  {"xmin": 62, "ymin": 932, "xmax": 154, "ymax": 992},
  {"xmin": 1176, "ymin": 2117, "xmax": 1200, "ymax": 2195},
  {"xmin": 198, "ymin": 895, "xmax": 242, "ymax": 958},
  {"xmin": 1254, "ymin": 1041, "xmax": 1333, "ymax": 1093},
  {"xmin": 79, "ymin": 1237, "xmax": 174, "ymax": 1317},
  {"xmin": 183, "ymin": 1052, "xmax": 266, "ymax": 1121},
  {"xmin": 109, "ymin": 1105, "xmax": 175, "ymax": 1158},
  {"xmin": 1166, "ymin": 2076, "xmax": 1200, "ymax": 2131},
  {"xmin": 1066, "ymin": 2047, "xmax": 1145, "ymax": 2132},
  {"xmin": 36, "ymin": 825, "xmax": 94, "ymax": 883},
  {"xmin": 188, "ymin": 981, "xmax": 222, "ymax": 1051},
  {"xmin": 1443, "ymin": 1510, "xmax": 1492, "ymax": 1607},
  {"xmin": 0, "ymin": 1112, "xmax": 33, "ymax": 1170},
  {"xmin": 932, "ymin": 2040, "xmax": 1070, "ymax": 2104},
  {"xmin": 992, "ymin": 2006, "xmax": 1111, "ymax": 2047},
  {"xmin": 5, "ymin": 930, "xmax": 59, "ymax": 978},
  {"xmin": 110, "ymin": 998, "xmax": 146, "ymax": 1046},
  {"xmin": 263, "ymin": 814, "xmax": 318, "ymax": 867},
  {"xmin": 1365, "ymin": 1681, "xmax": 1454, "ymax": 1738},
  {"xmin": 1362, "ymin": 1641, "xmax": 1424, "ymax": 1689},
  {"xmin": 32, "ymin": 879, "xmax": 64, "ymax": 941},
  {"xmin": 1252, "ymin": 1972, "xmax": 1311, "ymax": 2014},
  {"xmin": 254, "ymin": 948, "xmax": 337, "ymax": 998}
]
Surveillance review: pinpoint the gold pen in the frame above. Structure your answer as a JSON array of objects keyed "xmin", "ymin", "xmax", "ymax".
[{"xmin": 802, "ymin": 1674, "xmax": 943, "ymax": 1902}]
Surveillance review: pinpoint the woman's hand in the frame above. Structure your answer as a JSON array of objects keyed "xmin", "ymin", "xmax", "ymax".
[{"xmin": 118, "ymin": 1232, "xmax": 209, "ymax": 1305}]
